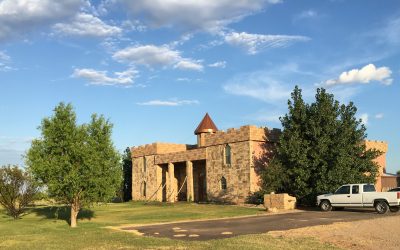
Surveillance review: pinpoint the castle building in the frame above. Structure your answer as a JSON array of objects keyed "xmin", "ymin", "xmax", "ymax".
[
  {"xmin": 130, "ymin": 114, "xmax": 397, "ymax": 204},
  {"xmin": 130, "ymin": 113, "xmax": 280, "ymax": 204}
]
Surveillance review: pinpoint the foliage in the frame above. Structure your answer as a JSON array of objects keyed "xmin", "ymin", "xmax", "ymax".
[
  {"xmin": 122, "ymin": 147, "xmax": 132, "ymax": 202},
  {"xmin": 261, "ymin": 86, "xmax": 381, "ymax": 205},
  {"xmin": 26, "ymin": 103, "xmax": 121, "ymax": 227},
  {"xmin": 0, "ymin": 165, "xmax": 38, "ymax": 219}
]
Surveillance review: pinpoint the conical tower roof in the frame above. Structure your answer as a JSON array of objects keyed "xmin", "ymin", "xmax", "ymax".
[{"xmin": 194, "ymin": 113, "xmax": 218, "ymax": 135}]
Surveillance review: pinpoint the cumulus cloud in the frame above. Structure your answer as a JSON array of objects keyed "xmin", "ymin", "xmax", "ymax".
[
  {"xmin": 208, "ymin": 61, "xmax": 226, "ymax": 68},
  {"xmin": 53, "ymin": 13, "xmax": 122, "ymax": 37},
  {"xmin": 72, "ymin": 68, "xmax": 138, "ymax": 86},
  {"xmin": 223, "ymin": 32, "xmax": 310, "ymax": 54},
  {"xmin": 223, "ymin": 71, "xmax": 291, "ymax": 104},
  {"xmin": 0, "ymin": 0, "xmax": 82, "ymax": 41},
  {"xmin": 113, "ymin": 45, "xmax": 203, "ymax": 71},
  {"xmin": 120, "ymin": 0, "xmax": 281, "ymax": 32},
  {"xmin": 324, "ymin": 64, "xmax": 393, "ymax": 86},
  {"xmin": 137, "ymin": 99, "xmax": 199, "ymax": 106}
]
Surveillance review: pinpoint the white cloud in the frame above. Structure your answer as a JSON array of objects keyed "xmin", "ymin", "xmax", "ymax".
[
  {"xmin": 174, "ymin": 60, "xmax": 203, "ymax": 71},
  {"xmin": 325, "ymin": 64, "xmax": 393, "ymax": 86},
  {"xmin": 137, "ymin": 99, "xmax": 199, "ymax": 106},
  {"xmin": 223, "ymin": 32, "xmax": 310, "ymax": 54},
  {"xmin": 359, "ymin": 113, "xmax": 369, "ymax": 125},
  {"xmin": 208, "ymin": 61, "xmax": 226, "ymax": 68},
  {"xmin": 0, "ymin": 50, "xmax": 15, "ymax": 72},
  {"xmin": 113, "ymin": 45, "xmax": 203, "ymax": 71},
  {"xmin": 375, "ymin": 113, "xmax": 384, "ymax": 119},
  {"xmin": 53, "ymin": 13, "xmax": 122, "ymax": 37},
  {"xmin": 72, "ymin": 68, "xmax": 138, "ymax": 86},
  {"xmin": 120, "ymin": 0, "xmax": 281, "ymax": 32},
  {"xmin": 223, "ymin": 71, "xmax": 291, "ymax": 104},
  {"xmin": 0, "ymin": 0, "xmax": 82, "ymax": 41}
]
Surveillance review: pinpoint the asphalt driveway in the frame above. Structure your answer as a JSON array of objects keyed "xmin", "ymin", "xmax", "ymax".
[{"xmin": 121, "ymin": 209, "xmax": 400, "ymax": 241}]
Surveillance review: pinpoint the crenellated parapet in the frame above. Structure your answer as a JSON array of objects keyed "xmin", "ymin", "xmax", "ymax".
[
  {"xmin": 131, "ymin": 142, "xmax": 187, "ymax": 158},
  {"xmin": 365, "ymin": 140, "xmax": 388, "ymax": 153},
  {"xmin": 202, "ymin": 125, "xmax": 281, "ymax": 147}
]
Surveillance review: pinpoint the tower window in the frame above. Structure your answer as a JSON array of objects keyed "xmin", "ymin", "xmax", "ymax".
[
  {"xmin": 221, "ymin": 177, "xmax": 227, "ymax": 190},
  {"xmin": 224, "ymin": 144, "xmax": 231, "ymax": 165},
  {"xmin": 143, "ymin": 156, "xmax": 146, "ymax": 172}
]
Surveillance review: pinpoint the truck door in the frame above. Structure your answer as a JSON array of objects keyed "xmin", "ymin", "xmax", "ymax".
[
  {"xmin": 331, "ymin": 185, "xmax": 351, "ymax": 205},
  {"xmin": 347, "ymin": 184, "xmax": 362, "ymax": 207}
]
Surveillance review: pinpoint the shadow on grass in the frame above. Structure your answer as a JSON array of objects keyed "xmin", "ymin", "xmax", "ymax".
[{"xmin": 31, "ymin": 206, "xmax": 95, "ymax": 224}]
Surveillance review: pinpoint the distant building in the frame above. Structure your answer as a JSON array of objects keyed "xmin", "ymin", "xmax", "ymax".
[
  {"xmin": 130, "ymin": 114, "xmax": 396, "ymax": 204},
  {"xmin": 365, "ymin": 140, "xmax": 398, "ymax": 191}
]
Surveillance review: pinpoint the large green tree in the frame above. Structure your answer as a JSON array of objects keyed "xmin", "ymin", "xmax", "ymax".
[
  {"xmin": 262, "ymin": 86, "xmax": 381, "ymax": 204},
  {"xmin": 26, "ymin": 103, "xmax": 121, "ymax": 227}
]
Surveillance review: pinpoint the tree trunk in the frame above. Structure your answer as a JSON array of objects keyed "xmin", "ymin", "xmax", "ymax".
[{"xmin": 70, "ymin": 198, "xmax": 80, "ymax": 228}]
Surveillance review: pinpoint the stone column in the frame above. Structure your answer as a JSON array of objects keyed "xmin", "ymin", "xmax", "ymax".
[
  {"xmin": 186, "ymin": 161, "xmax": 194, "ymax": 202},
  {"xmin": 168, "ymin": 162, "xmax": 176, "ymax": 202},
  {"xmin": 155, "ymin": 165, "xmax": 163, "ymax": 202}
]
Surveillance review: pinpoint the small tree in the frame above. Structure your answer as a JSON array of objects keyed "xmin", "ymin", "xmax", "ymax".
[
  {"xmin": 0, "ymin": 165, "xmax": 38, "ymax": 219},
  {"xmin": 122, "ymin": 147, "xmax": 132, "ymax": 202},
  {"xmin": 26, "ymin": 103, "xmax": 121, "ymax": 227},
  {"xmin": 261, "ymin": 86, "xmax": 381, "ymax": 204}
]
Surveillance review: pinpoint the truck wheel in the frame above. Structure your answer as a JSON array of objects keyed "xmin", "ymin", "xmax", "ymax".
[
  {"xmin": 320, "ymin": 200, "xmax": 332, "ymax": 212},
  {"xmin": 389, "ymin": 206, "xmax": 399, "ymax": 213},
  {"xmin": 374, "ymin": 201, "xmax": 389, "ymax": 214}
]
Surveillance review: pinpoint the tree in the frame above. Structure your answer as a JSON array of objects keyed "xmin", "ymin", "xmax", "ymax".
[
  {"xmin": 261, "ymin": 87, "xmax": 381, "ymax": 204},
  {"xmin": 26, "ymin": 103, "xmax": 121, "ymax": 227},
  {"xmin": 122, "ymin": 147, "xmax": 132, "ymax": 202},
  {"xmin": 0, "ymin": 165, "xmax": 38, "ymax": 219}
]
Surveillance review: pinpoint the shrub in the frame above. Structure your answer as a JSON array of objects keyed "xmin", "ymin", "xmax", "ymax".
[{"xmin": 0, "ymin": 165, "xmax": 38, "ymax": 219}]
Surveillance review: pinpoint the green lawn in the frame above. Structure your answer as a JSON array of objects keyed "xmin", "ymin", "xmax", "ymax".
[{"xmin": 0, "ymin": 202, "xmax": 338, "ymax": 249}]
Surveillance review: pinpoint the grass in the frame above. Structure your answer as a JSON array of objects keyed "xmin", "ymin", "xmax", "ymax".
[{"xmin": 0, "ymin": 202, "xmax": 338, "ymax": 249}]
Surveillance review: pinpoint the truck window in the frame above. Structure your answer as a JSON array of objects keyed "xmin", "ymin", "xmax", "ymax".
[
  {"xmin": 352, "ymin": 185, "xmax": 359, "ymax": 194},
  {"xmin": 335, "ymin": 185, "xmax": 350, "ymax": 194},
  {"xmin": 363, "ymin": 184, "xmax": 376, "ymax": 192}
]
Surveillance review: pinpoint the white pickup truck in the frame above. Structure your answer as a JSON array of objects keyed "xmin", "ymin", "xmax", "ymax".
[{"xmin": 317, "ymin": 183, "xmax": 400, "ymax": 214}]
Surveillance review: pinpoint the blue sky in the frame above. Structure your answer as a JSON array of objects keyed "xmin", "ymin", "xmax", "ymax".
[{"xmin": 0, "ymin": 0, "xmax": 399, "ymax": 173}]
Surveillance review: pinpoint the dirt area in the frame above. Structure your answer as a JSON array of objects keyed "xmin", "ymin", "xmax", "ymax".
[{"xmin": 269, "ymin": 214, "xmax": 400, "ymax": 250}]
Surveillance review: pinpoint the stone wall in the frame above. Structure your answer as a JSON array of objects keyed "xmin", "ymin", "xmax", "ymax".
[
  {"xmin": 202, "ymin": 125, "xmax": 279, "ymax": 147},
  {"xmin": 205, "ymin": 141, "xmax": 252, "ymax": 204},
  {"xmin": 132, "ymin": 155, "xmax": 160, "ymax": 201},
  {"xmin": 131, "ymin": 142, "xmax": 187, "ymax": 157},
  {"xmin": 155, "ymin": 148, "xmax": 206, "ymax": 165}
]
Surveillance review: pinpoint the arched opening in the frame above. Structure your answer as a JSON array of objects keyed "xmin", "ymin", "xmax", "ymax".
[
  {"xmin": 221, "ymin": 176, "xmax": 227, "ymax": 190},
  {"xmin": 143, "ymin": 156, "xmax": 147, "ymax": 172},
  {"xmin": 142, "ymin": 181, "xmax": 146, "ymax": 197}
]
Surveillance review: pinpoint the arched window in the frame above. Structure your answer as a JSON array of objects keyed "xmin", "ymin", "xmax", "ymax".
[
  {"xmin": 143, "ymin": 157, "xmax": 147, "ymax": 172},
  {"xmin": 221, "ymin": 177, "xmax": 227, "ymax": 190},
  {"xmin": 225, "ymin": 144, "xmax": 231, "ymax": 165}
]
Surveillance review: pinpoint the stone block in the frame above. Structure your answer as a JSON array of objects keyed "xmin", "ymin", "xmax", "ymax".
[{"xmin": 264, "ymin": 193, "xmax": 296, "ymax": 211}]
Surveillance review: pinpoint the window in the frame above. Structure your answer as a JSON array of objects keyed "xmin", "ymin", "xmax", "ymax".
[
  {"xmin": 221, "ymin": 177, "xmax": 227, "ymax": 190},
  {"xmin": 224, "ymin": 144, "xmax": 231, "ymax": 165},
  {"xmin": 352, "ymin": 185, "xmax": 359, "ymax": 194},
  {"xmin": 335, "ymin": 185, "xmax": 350, "ymax": 194},
  {"xmin": 363, "ymin": 184, "xmax": 376, "ymax": 192},
  {"xmin": 143, "ymin": 157, "xmax": 146, "ymax": 172},
  {"xmin": 142, "ymin": 182, "xmax": 146, "ymax": 197}
]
